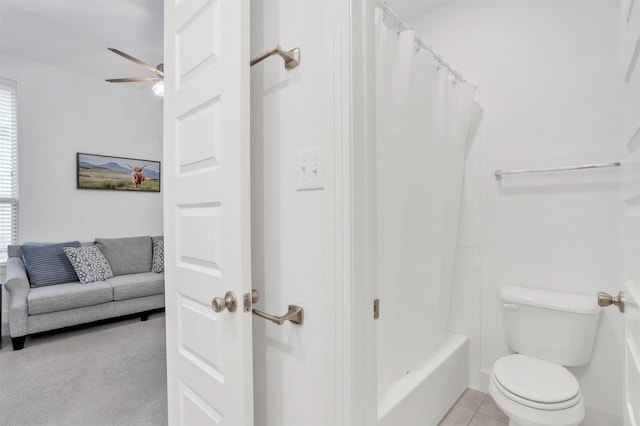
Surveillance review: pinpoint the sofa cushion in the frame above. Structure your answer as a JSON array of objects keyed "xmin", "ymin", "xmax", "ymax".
[
  {"xmin": 27, "ymin": 281, "xmax": 114, "ymax": 315},
  {"xmin": 95, "ymin": 236, "xmax": 152, "ymax": 276},
  {"xmin": 152, "ymin": 239, "xmax": 164, "ymax": 273},
  {"xmin": 21, "ymin": 241, "xmax": 81, "ymax": 288},
  {"xmin": 105, "ymin": 272, "xmax": 165, "ymax": 301},
  {"xmin": 64, "ymin": 246, "xmax": 115, "ymax": 284}
]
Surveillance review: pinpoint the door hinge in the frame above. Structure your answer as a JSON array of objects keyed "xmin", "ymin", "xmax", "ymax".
[{"xmin": 374, "ymin": 299, "xmax": 380, "ymax": 319}]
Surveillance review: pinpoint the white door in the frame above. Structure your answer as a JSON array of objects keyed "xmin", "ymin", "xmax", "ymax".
[
  {"xmin": 163, "ymin": 0, "xmax": 253, "ymax": 425},
  {"xmin": 620, "ymin": 1, "xmax": 640, "ymax": 425}
]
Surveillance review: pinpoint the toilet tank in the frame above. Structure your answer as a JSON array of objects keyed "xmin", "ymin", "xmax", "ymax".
[{"xmin": 500, "ymin": 285, "xmax": 601, "ymax": 367}]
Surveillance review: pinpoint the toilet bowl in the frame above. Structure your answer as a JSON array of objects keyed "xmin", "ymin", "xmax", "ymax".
[
  {"xmin": 489, "ymin": 354, "xmax": 584, "ymax": 426},
  {"xmin": 492, "ymin": 285, "xmax": 601, "ymax": 426}
]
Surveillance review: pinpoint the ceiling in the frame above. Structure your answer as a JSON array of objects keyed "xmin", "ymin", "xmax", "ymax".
[{"xmin": 0, "ymin": 0, "xmax": 164, "ymax": 80}]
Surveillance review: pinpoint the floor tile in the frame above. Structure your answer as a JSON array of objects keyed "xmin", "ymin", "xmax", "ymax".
[
  {"xmin": 439, "ymin": 404, "xmax": 476, "ymax": 426},
  {"xmin": 477, "ymin": 395, "xmax": 509, "ymax": 423},
  {"xmin": 469, "ymin": 412, "xmax": 508, "ymax": 426},
  {"xmin": 456, "ymin": 388, "xmax": 487, "ymax": 411}
]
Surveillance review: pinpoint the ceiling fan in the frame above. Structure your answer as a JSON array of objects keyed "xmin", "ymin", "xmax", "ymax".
[{"xmin": 105, "ymin": 48, "xmax": 165, "ymax": 96}]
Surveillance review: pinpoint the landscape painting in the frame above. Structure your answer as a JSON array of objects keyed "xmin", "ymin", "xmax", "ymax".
[{"xmin": 77, "ymin": 153, "xmax": 161, "ymax": 192}]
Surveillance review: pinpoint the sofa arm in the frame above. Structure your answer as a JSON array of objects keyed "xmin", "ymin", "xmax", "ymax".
[{"xmin": 5, "ymin": 256, "xmax": 30, "ymax": 337}]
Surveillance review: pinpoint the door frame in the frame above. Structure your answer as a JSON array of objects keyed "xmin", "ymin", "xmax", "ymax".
[{"xmin": 327, "ymin": 1, "xmax": 377, "ymax": 425}]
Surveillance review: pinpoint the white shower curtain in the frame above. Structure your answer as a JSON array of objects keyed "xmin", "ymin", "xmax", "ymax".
[{"xmin": 375, "ymin": 8, "xmax": 482, "ymax": 393}]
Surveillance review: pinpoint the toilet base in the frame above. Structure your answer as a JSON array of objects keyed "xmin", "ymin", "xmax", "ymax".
[{"xmin": 489, "ymin": 373, "xmax": 584, "ymax": 426}]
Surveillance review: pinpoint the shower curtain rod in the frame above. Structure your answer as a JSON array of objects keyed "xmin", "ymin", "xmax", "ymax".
[{"xmin": 376, "ymin": 0, "xmax": 468, "ymax": 84}]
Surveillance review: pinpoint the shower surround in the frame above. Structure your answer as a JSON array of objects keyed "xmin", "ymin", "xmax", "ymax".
[{"xmin": 375, "ymin": 6, "xmax": 482, "ymax": 423}]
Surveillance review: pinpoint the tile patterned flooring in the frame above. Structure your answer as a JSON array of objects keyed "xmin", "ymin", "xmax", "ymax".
[{"xmin": 439, "ymin": 388, "xmax": 509, "ymax": 426}]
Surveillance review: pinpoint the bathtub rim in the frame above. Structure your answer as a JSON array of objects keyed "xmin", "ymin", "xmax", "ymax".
[{"xmin": 377, "ymin": 331, "xmax": 470, "ymax": 424}]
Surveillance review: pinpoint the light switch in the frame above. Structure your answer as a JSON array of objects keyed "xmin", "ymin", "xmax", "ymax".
[{"xmin": 296, "ymin": 147, "xmax": 324, "ymax": 191}]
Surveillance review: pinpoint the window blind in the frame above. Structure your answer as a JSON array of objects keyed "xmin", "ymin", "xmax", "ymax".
[{"xmin": 0, "ymin": 78, "xmax": 18, "ymax": 262}]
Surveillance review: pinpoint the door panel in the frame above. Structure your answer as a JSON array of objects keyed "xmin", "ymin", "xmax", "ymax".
[
  {"xmin": 164, "ymin": 0, "xmax": 253, "ymax": 424},
  {"xmin": 621, "ymin": 1, "xmax": 640, "ymax": 425}
]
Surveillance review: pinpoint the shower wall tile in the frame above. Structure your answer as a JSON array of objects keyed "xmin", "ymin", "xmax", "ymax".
[
  {"xmin": 472, "ymin": 293, "xmax": 482, "ymax": 318},
  {"xmin": 453, "ymin": 268, "xmax": 473, "ymax": 291},
  {"xmin": 457, "ymin": 225, "xmax": 473, "ymax": 248},
  {"xmin": 452, "ymin": 289, "xmax": 473, "ymax": 312},
  {"xmin": 468, "ymin": 357, "xmax": 481, "ymax": 389},
  {"xmin": 469, "ymin": 337, "xmax": 481, "ymax": 359},
  {"xmin": 455, "ymin": 247, "xmax": 473, "ymax": 269},
  {"xmin": 450, "ymin": 140, "xmax": 483, "ymax": 391},
  {"xmin": 461, "ymin": 205, "xmax": 474, "ymax": 227},
  {"xmin": 472, "ymin": 226, "xmax": 481, "ymax": 246},
  {"xmin": 473, "ymin": 272, "xmax": 482, "ymax": 293},
  {"xmin": 465, "ymin": 160, "xmax": 475, "ymax": 178},
  {"xmin": 472, "ymin": 248, "xmax": 482, "ymax": 270},
  {"xmin": 450, "ymin": 311, "xmax": 472, "ymax": 335}
]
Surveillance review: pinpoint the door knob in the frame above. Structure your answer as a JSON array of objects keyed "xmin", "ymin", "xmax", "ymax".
[
  {"xmin": 597, "ymin": 291, "xmax": 625, "ymax": 313},
  {"xmin": 212, "ymin": 291, "xmax": 238, "ymax": 313}
]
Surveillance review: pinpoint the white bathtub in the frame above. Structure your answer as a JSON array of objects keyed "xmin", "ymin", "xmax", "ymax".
[{"xmin": 378, "ymin": 332, "xmax": 469, "ymax": 426}]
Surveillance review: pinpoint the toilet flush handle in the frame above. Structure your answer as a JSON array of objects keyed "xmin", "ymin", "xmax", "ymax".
[
  {"xmin": 502, "ymin": 303, "xmax": 519, "ymax": 310},
  {"xmin": 597, "ymin": 291, "xmax": 624, "ymax": 313}
]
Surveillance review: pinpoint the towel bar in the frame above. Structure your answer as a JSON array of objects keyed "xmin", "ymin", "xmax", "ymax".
[{"xmin": 495, "ymin": 162, "xmax": 620, "ymax": 180}]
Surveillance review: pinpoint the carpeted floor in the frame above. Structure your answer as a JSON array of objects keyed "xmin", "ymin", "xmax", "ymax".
[{"xmin": 0, "ymin": 312, "xmax": 168, "ymax": 426}]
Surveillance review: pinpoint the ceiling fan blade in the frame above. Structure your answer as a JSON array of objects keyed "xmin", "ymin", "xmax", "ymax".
[
  {"xmin": 107, "ymin": 48, "xmax": 164, "ymax": 78},
  {"xmin": 105, "ymin": 77, "xmax": 162, "ymax": 83}
]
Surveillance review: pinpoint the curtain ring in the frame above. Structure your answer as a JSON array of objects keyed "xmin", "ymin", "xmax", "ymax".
[{"xmin": 432, "ymin": 56, "xmax": 442, "ymax": 71}]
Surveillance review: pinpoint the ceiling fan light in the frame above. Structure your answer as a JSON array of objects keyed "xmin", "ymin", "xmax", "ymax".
[{"xmin": 152, "ymin": 81, "xmax": 164, "ymax": 97}]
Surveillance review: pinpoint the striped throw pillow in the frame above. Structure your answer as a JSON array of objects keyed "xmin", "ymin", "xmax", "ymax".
[{"xmin": 22, "ymin": 241, "xmax": 81, "ymax": 287}]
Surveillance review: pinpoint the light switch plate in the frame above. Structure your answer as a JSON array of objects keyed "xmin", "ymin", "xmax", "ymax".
[{"xmin": 296, "ymin": 147, "xmax": 324, "ymax": 191}]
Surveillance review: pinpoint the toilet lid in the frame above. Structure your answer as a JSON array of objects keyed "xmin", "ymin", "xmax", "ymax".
[{"xmin": 493, "ymin": 354, "xmax": 580, "ymax": 404}]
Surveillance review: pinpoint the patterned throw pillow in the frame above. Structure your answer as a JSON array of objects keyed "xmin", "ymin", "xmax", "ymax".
[
  {"xmin": 152, "ymin": 239, "xmax": 164, "ymax": 273},
  {"xmin": 63, "ymin": 246, "xmax": 114, "ymax": 284}
]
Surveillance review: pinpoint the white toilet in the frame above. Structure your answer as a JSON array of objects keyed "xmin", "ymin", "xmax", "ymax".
[{"xmin": 489, "ymin": 285, "xmax": 601, "ymax": 426}]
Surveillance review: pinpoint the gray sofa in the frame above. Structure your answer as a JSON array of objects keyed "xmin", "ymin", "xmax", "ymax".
[{"xmin": 4, "ymin": 236, "xmax": 165, "ymax": 350}]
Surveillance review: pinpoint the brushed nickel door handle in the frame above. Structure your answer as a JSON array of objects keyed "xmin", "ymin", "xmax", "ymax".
[
  {"xmin": 252, "ymin": 305, "xmax": 304, "ymax": 326},
  {"xmin": 598, "ymin": 291, "xmax": 625, "ymax": 313},
  {"xmin": 211, "ymin": 291, "xmax": 238, "ymax": 313}
]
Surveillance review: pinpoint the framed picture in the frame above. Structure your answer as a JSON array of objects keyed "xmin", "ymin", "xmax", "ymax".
[{"xmin": 77, "ymin": 153, "xmax": 161, "ymax": 192}]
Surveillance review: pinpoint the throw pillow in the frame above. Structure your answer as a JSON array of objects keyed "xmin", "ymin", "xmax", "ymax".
[
  {"xmin": 63, "ymin": 246, "xmax": 114, "ymax": 284},
  {"xmin": 152, "ymin": 239, "xmax": 164, "ymax": 273},
  {"xmin": 22, "ymin": 241, "xmax": 82, "ymax": 287},
  {"xmin": 95, "ymin": 236, "xmax": 152, "ymax": 276}
]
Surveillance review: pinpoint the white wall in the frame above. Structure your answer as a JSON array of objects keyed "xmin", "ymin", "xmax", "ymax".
[
  {"xmin": 413, "ymin": 0, "xmax": 623, "ymax": 421},
  {"xmin": 0, "ymin": 54, "xmax": 163, "ymax": 243},
  {"xmin": 250, "ymin": 1, "xmax": 330, "ymax": 425}
]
